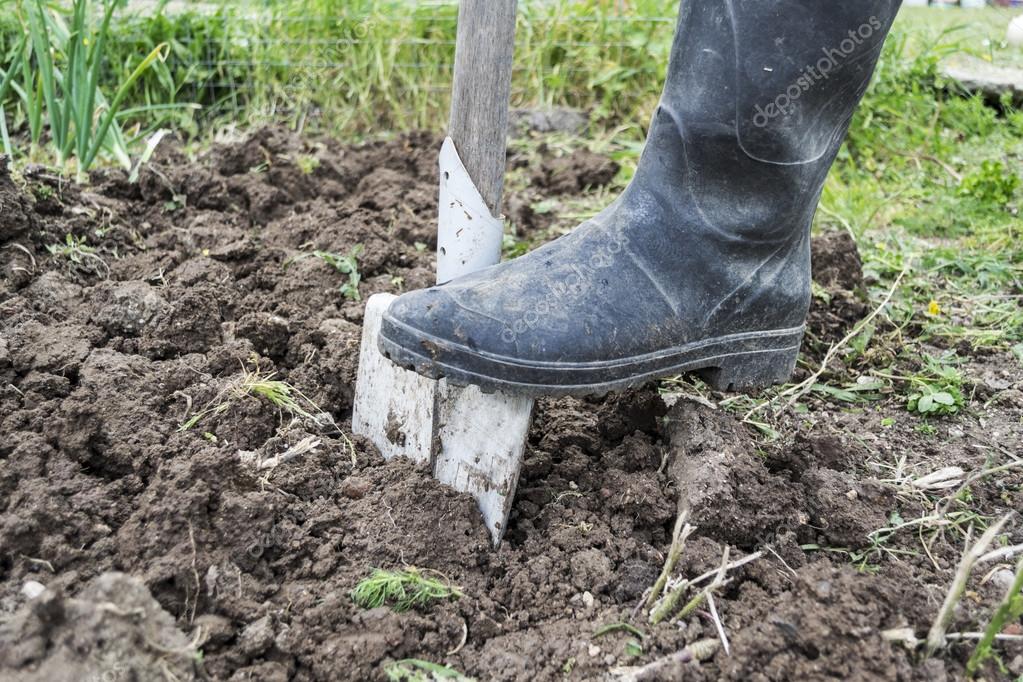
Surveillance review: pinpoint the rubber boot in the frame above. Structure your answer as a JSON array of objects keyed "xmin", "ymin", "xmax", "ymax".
[{"xmin": 380, "ymin": 0, "xmax": 902, "ymax": 397}]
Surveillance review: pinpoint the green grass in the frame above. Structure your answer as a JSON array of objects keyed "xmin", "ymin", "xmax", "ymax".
[
  {"xmin": 1, "ymin": 0, "xmax": 171, "ymax": 179},
  {"xmin": 351, "ymin": 568, "xmax": 461, "ymax": 612},
  {"xmin": 179, "ymin": 368, "xmax": 322, "ymax": 431},
  {"xmin": 0, "ymin": 0, "xmax": 676, "ymax": 143},
  {"xmin": 2, "ymin": 2, "xmax": 1020, "ymax": 158}
]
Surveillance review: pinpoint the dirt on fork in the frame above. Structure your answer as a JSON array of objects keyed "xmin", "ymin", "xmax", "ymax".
[{"xmin": 1, "ymin": 129, "xmax": 1021, "ymax": 682}]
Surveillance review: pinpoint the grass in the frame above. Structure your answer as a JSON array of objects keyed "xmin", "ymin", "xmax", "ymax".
[
  {"xmin": 179, "ymin": 367, "xmax": 322, "ymax": 432},
  {"xmin": 1, "ymin": 0, "xmax": 171, "ymax": 180},
  {"xmin": 350, "ymin": 567, "xmax": 461, "ymax": 612},
  {"xmin": 0, "ymin": 3, "xmax": 1017, "ymax": 144},
  {"xmin": 0, "ymin": 0, "xmax": 676, "ymax": 142}
]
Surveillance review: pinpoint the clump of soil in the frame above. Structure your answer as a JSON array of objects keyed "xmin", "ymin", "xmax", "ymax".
[
  {"xmin": 1, "ymin": 573, "xmax": 199, "ymax": 681},
  {"xmin": 1, "ymin": 128, "xmax": 1021, "ymax": 681},
  {"xmin": 806, "ymin": 229, "xmax": 869, "ymax": 351},
  {"xmin": 530, "ymin": 148, "xmax": 620, "ymax": 195}
]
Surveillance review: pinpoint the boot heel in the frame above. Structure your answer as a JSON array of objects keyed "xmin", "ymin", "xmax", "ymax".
[{"xmin": 695, "ymin": 346, "xmax": 799, "ymax": 392}]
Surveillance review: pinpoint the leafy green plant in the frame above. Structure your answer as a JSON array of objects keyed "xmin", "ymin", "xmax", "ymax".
[
  {"xmin": 285, "ymin": 245, "xmax": 364, "ymax": 301},
  {"xmin": 351, "ymin": 568, "xmax": 461, "ymax": 612},
  {"xmin": 1, "ymin": 0, "xmax": 170, "ymax": 179},
  {"xmin": 905, "ymin": 354, "xmax": 965, "ymax": 417},
  {"xmin": 907, "ymin": 383, "xmax": 963, "ymax": 416},
  {"xmin": 384, "ymin": 659, "xmax": 474, "ymax": 682},
  {"xmin": 958, "ymin": 160, "xmax": 1020, "ymax": 207}
]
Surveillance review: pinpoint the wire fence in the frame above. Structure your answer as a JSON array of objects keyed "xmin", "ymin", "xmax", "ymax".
[{"xmin": 81, "ymin": 1, "xmax": 682, "ymax": 134}]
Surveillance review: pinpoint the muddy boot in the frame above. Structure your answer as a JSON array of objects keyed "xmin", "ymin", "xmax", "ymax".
[{"xmin": 380, "ymin": 0, "xmax": 902, "ymax": 397}]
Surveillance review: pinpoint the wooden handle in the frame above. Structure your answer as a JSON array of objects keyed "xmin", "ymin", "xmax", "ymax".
[{"xmin": 448, "ymin": 0, "xmax": 517, "ymax": 217}]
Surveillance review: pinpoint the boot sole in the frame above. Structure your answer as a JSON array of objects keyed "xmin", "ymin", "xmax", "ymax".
[{"xmin": 378, "ymin": 314, "xmax": 802, "ymax": 398}]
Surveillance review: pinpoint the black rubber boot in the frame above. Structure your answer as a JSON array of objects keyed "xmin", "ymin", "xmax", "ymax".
[{"xmin": 380, "ymin": 0, "xmax": 901, "ymax": 397}]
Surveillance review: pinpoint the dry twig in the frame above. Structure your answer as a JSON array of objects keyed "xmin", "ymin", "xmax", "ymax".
[{"xmin": 925, "ymin": 513, "xmax": 1014, "ymax": 656}]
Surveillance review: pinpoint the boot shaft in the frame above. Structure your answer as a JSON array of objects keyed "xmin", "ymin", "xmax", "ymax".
[
  {"xmin": 663, "ymin": 0, "xmax": 900, "ymax": 160},
  {"xmin": 635, "ymin": 0, "xmax": 901, "ymax": 219},
  {"xmin": 621, "ymin": 0, "xmax": 901, "ymax": 334}
]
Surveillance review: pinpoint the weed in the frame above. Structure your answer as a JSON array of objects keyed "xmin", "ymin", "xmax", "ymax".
[
  {"xmin": 32, "ymin": 183, "xmax": 54, "ymax": 200},
  {"xmin": 384, "ymin": 659, "xmax": 474, "ymax": 682},
  {"xmin": 958, "ymin": 160, "xmax": 1020, "ymax": 207},
  {"xmin": 179, "ymin": 367, "xmax": 323, "ymax": 431},
  {"xmin": 46, "ymin": 233, "xmax": 109, "ymax": 277},
  {"xmin": 350, "ymin": 567, "xmax": 461, "ymax": 612},
  {"xmin": 907, "ymin": 383, "xmax": 963, "ymax": 417},
  {"xmin": 243, "ymin": 374, "xmax": 316, "ymax": 419},
  {"xmin": 285, "ymin": 245, "xmax": 364, "ymax": 301},
  {"xmin": 904, "ymin": 354, "xmax": 966, "ymax": 417},
  {"xmin": 295, "ymin": 154, "xmax": 320, "ymax": 175}
]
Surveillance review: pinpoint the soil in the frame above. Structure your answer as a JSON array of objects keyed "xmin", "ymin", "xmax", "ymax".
[
  {"xmin": 1, "ymin": 128, "xmax": 1021, "ymax": 682},
  {"xmin": 529, "ymin": 148, "xmax": 620, "ymax": 196}
]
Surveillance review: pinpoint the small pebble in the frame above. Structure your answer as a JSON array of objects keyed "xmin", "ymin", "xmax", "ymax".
[
  {"xmin": 990, "ymin": 569, "xmax": 1016, "ymax": 593},
  {"xmin": 21, "ymin": 581, "xmax": 46, "ymax": 600},
  {"xmin": 581, "ymin": 591, "xmax": 595, "ymax": 610},
  {"xmin": 588, "ymin": 644, "xmax": 601, "ymax": 657},
  {"xmin": 1007, "ymin": 654, "xmax": 1022, "ymax": 676}
]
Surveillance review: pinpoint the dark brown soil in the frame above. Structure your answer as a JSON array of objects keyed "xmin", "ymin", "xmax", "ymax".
[
  {"xmin": 530, "ymin": 148, "xmax": 620, "ymax": 195},
  {"xmin": 1, "ymin": 129, "xmax": 1021, "ymax": 682}
]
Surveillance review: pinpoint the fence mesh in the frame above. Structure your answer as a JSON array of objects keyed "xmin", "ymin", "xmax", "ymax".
[{"xmin": 83, "ymin": 1, "xmax": 681, "ymax": 135}]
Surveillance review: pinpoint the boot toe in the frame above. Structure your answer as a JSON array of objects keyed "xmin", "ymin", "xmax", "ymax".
[{"xmin": 380, "ymin": 284, "xmax": 505, "ymax": 371}]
